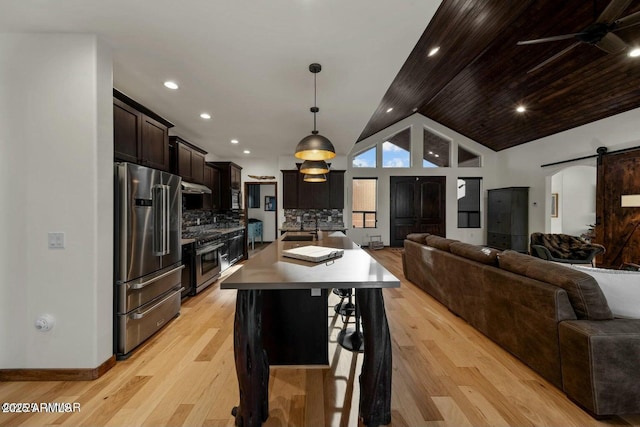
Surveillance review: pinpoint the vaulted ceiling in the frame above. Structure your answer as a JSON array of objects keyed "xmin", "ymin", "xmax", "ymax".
[
  {"xmin": 360, "ymin": 0, "xmax": 640, "ymax": 152},
  {"xmin": 3, "ymin": 1, "xmax": 640, "ymax": 157}
]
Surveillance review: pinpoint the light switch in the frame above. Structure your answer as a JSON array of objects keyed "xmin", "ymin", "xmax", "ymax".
[
  {"xmin": 311, "ymin": 288, "xmax": 321, "ymax": 297},
  {"xmin": 48, "ymin": 232, "xmax": 65, "ymax": 249}
]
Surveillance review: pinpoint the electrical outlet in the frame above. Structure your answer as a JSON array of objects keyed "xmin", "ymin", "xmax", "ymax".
[{"xmin": 48, "ymin": 232, "xmax": 65, "ymax": 249}]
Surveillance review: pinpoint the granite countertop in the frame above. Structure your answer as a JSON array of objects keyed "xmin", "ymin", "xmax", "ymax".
[
  {"xmin": 220, "ymin": 230, "xmax": 400, "ymax": 290},
  {"xmin": 181, "ymin": 238, "xmax": 196, "ymax": 245},
  {"xmin": 280, "ymin": 225, "xmax": 347, "ymax": 231}
]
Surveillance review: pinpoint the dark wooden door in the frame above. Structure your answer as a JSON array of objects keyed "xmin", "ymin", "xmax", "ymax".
[
  {"xmin": 596, "ymin": 149, "xmax": 640, "ymax": 268},
  {"xmin": 390, "ymin": 176, "xmax": 446, "ymax": 247}
]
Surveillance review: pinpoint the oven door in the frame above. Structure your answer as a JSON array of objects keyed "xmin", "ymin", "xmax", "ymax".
[{"xmin": 195, "ymin": 242, "xmax": 223, "ymax": 293}]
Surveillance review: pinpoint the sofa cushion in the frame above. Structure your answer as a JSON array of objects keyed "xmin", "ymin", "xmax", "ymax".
[
  {"xmin": 497, "ymin": 250, "xmax": 539, "ymax": 275},
  {"xmin": 499, "ymin": 251, "xmax": 613, "ymax": 320},
  {"xmin": 570, "ymin": 265, "xmax": 640, "ymax": 319},
  {"xmin": 425, "ymin": 235, "xmax": 458, "ymax": 252},
  {"xmin": 406, "ymin": 233, "xmax": 430, "ymax": 244},
  {"xmin": 449, "ymin": 242, "xmax": 500, "ymax": 266}
]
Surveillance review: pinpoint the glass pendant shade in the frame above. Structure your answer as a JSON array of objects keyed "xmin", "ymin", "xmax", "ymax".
[
  {"xmin": 303, "ymin": 174, "xmax": 327, "ymax": 182},
  {"xmin": 300, "ymin": 160, "xmax": 330, "ymax": 174},
  {"xmin": 294, "ymin": 134, "xmax": 336, "ymax": 161}
]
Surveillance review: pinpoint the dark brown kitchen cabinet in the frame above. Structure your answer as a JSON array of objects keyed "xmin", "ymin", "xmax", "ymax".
[
  {"xmin": 203, "ymin": 165, "xmax": 220, "ymax": 211},
  {"xmin": 282, "ymin": 171, "xmax": 299, "ymax": 209},
  {"xmin": 209, "ymin": 162, "xmax": 242, "ymax": 210},
  {"xmin": 328, "ymin": 170, "xmax": 345, "ymax": 209},
  {"xmin": 170, "ymin": 136, "xmax": 207, "ymax": 184},
  {"xmin": 281, "ymin": 170, "xmax": 345, "ymax": 209},
  {"xmin": 113, "ymin": 90, "xmax": 173, "ymax": 171}
]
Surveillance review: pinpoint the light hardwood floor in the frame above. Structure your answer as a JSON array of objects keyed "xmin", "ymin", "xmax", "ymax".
[{"xmin": 1, "ymin": 248, "xmax": 639, "ymax": 427}]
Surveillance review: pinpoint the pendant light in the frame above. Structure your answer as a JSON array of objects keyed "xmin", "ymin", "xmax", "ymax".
[
  {"xmin": 303, "ymin": 174, "xmax": 327, "ymax": 183},
  {"xmin": 295, "ymin": 63, "xmax": 336, "ymax": 161},
  {"xmin": 300, "ymin": 160, "xmax": 330, "ymax": 174}
]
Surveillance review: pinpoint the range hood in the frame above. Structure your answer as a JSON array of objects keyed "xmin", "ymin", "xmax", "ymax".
[{"xmin": 181, "ymin": 181, "xmax": 212, "ymax": 194}]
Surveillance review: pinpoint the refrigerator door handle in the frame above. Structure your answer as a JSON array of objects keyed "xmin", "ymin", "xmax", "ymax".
[
  {"xmin": 153, "ymin": 184, "xmax": 170, "ymax": 256},
  {"xmin": 129, "ymin": 264, "xmax": 185, "ymax": 290},
  {"xmin": 164, "ymin": 185, "xmax": 171, "ymax": 254}
]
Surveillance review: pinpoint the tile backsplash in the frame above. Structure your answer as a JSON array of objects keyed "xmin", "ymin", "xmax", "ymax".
[{"xmin": 282, "ymin": 209, "xmax": 344, "ymax": 229}]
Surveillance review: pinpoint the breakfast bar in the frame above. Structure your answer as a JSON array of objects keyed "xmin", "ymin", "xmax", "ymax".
[{"xmin": 221, "ymin": 231, "xmax": 400, "ymax": 427}]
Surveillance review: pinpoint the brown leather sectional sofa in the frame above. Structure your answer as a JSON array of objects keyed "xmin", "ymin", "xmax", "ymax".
[{"xmin": 402, "ymin": 233, "xmax": 640, "ymax": 417}]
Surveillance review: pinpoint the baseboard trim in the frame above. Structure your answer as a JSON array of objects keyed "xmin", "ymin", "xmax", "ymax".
[{"xmin": 0, "ymin": 355, "xmax": 116, "ymax": 381}]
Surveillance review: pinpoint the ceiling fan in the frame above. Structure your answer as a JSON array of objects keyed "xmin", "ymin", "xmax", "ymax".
[{"xmin": 517, "ymin": 0, "xmax": 640, "ymax": 73}]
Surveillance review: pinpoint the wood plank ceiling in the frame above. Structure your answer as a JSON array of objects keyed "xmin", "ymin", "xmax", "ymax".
[{"xmin": 358, "ymin": 0, "xmax": 640, "ymax": 152}]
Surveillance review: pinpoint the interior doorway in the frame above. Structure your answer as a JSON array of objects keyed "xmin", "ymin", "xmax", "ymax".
[
  {"xmin": 244, "ymin": 182, "xmax": 278, "ymax": 245},
  {"xmin": 549, "ymin": 165, "xmax": 596, "ymax": 237},
  {"xmin": 389, "ymin": 176, "xmax": 446, "ymax": 247}
]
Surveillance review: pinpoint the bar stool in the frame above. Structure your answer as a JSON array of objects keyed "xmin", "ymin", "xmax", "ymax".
[
  {"xmin": 337, "ymin": 289, "xmax": 364, "ymax": 353},
  {"xmin": 333, "ymin": 288, "xmax": 355, "ymax": 316}
]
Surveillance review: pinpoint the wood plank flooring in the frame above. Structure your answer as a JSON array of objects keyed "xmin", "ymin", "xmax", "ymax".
[{"xmin": 1, "ymin": 247, "xmax": 639, "ymax": 426}]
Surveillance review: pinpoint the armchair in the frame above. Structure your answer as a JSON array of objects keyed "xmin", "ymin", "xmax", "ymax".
[{"xmin": 530, "ymin": 232, "xmax": 605, "ymax": 266}]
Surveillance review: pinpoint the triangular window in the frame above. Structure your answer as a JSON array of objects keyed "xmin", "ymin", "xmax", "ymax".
[{"xmin": 423, "ymin": 128, "xmax": 450, "ymax": 167}]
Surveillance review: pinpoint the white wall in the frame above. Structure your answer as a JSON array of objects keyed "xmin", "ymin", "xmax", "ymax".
[
  {"xmin": 346, "ymin": 113, "xmax": 498, "ymax": 246},
  {"xmin": 496, "ymin": 108, "xmax": 640, "ymax": 236},
  {"xmin": 0, "ymin": 34, "xmax": 113, "ymax": 369},
  {"xmin": 551, "ymin": 166, "xmax": 596, "ymax": 236}
]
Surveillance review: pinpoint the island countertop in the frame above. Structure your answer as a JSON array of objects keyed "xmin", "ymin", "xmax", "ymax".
[{"xmin": 221, "ymin": 231, "xmax": 400, "ymax": 290}]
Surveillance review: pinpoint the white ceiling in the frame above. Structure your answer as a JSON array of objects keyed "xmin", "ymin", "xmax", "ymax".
[{"xmin": 1, "ymin": 0, "xmax": 442, "ymax": 159}]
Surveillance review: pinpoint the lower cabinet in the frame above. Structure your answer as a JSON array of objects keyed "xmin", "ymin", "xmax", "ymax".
[
  {"xmin": 261, "ymin": 289, "xmax": 329, "ymax": 365},
  {"xmin": 221, "ymin": 229, "xmax": 245, "ymax": 272}
]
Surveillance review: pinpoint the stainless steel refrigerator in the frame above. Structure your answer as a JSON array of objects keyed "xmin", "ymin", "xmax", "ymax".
[{"xmin": 114, "ymin": 162, "xmax": 183, "ymax": 359}]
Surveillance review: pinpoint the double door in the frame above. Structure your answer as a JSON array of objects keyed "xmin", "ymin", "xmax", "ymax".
[{"xmin": 389, "ymin": 176, "xmax": 446, "ymax": 247}]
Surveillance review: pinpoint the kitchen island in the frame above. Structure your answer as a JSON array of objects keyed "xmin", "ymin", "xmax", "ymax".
[{"xmin": 221, "ymin": 231, "xmax": 399, "ymax": 427}]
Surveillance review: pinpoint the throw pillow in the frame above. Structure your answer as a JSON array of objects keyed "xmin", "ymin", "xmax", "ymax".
[
  {"xmin": 450, "ymin": 242, "xmax": 500, "ymax": 266},
  {"xmin": 425, "ymin": 235, "xmax": 459, "ymax": 252},
  {"xmin": 570, "ymin": 265, "xmax": 640, "ymax": 319}
]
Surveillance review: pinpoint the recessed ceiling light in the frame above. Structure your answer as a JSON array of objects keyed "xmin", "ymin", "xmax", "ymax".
[
  {"xmin": 428, "ymin": 47, "xmax": 440, "ymax": 57},
  {"xmin": 386, "ymin": 107, "xmax": 393, "ymax": 113},
  {"xmin": 163, "ymin": 81, "xmax": 178, "ymax": 90},
  {"xmin": 629, "ymin": 48, "xmax": 640, "ymax": 58},
  {"xmin": 516, "ymin": 105, "xmax": 526, "ymax": 113},
  {"xmin": 200, "ymin": 113, "xmax": 211, "ymax": 119},
  {"xmin": 434, "ymin": 154, "xmax": 440, "ymax": 157},
  {"xmin": 243, "ymin": 150, "xmax": 250, "ymax": 154},
  {"xmin": 428, "ymin": 151, "xmax": 433, "ymax": 154},
  {"xmin": 231, "ymin": 139, "xmax": 239, "ymax": 144}
]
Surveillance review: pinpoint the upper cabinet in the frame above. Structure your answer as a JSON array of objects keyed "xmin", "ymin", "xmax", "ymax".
[
  {"xmin": 169, "ymin": 136, "xmax": 207, "ymax": 184},
  {"xmin": 113, "ymin": 89, "xmax": 173, "ymax": 172},
  {"xmin": 209, "ymin": 162, "xmax": 243, "ymax": 210},
  {"xmin": 282, "ymin": 170, "xmax": 345, "ymax": 209},
  {"xmin": 203, "ymin": 164, "xmax": 220, "ymax": 211}
]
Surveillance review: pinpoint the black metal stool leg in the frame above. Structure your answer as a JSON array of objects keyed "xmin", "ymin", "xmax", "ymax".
[
  {"xmin": 334, "ymin": 288, "xmax": 355, "ymax": 317},
  {"xmin": 337, "ymin": 289, "xmax": 364, "ymax": 353}
]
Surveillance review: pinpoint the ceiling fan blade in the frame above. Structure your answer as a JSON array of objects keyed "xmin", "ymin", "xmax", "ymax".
[
  {"xmin": 526, "ymin": 42, "xmax": 581, "ymax": 74},
  {"xmin": 614, "ymin": 10, "xmax": 640, "ymax": 29},
  {"xmin": 596, "ymin": 32, "xmax": 628, "ymax": 53},
  {"xmin": 517, "ymin": 33, "xmax": 584, "ymax": 45},
  {"xmin": 597, "ymin": 0, "xmax": 633, "ymax": 23}
]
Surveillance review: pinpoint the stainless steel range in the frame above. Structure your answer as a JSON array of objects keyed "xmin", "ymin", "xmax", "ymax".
[{"xmin": 183, "ymin": 230, "xmax": 224, "ymax": 294}]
